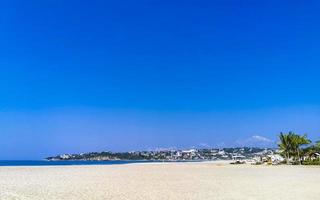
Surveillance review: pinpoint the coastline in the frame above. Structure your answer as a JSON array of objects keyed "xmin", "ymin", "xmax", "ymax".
[{"xmin": 0, "ymin": 159, "xmax": 214, "ymax": 167}]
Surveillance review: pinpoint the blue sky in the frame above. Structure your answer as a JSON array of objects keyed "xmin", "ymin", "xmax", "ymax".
[{"xmin": 1, "ymin": 1, "xmax": 320, "ymax": 159}]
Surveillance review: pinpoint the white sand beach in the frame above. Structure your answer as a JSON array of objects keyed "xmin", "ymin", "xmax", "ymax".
[{"xmin": 0, "ymin": 162, "xmax": 319, "ymax": 200}]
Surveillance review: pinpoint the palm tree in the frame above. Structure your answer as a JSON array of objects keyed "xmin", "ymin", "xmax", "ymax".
[
  {"xmin": 290, "ymin": 133, "xmax": 311, "ymax": 165},
  {"xmin": 278, "ymin": 132, "xmax": 292, "ymax": 164},
  {"xmin": 315, "ymin": 141, "xmax": 320, "ymax": 149},
  {"xmin": 304, "ymin": 141, "xmax": 320, "ymax": 161},
  {"xmin": 278, "ymin": 132, "xmax": 311, "ymax": 165}
]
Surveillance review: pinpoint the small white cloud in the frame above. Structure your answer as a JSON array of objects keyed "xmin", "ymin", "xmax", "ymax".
[
  {"xmin": 197, "ymin": 143, "xmax": 210, "ymax": 148},
  {"xmin": 213, "ymin": 142, "xmax": 226, "ymax": 148},
  {"xmin": 250, "ymin": 135, "xmax": 273, "ymax": 142},
  {"xmin": 235, "ymin": 135, "xmax": 275, "ymax": 148}
]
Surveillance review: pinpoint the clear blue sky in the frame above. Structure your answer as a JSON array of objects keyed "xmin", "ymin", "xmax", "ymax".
[{"xmin": 1, "ymin": 0, "xmax": 320, "ymax": 159}]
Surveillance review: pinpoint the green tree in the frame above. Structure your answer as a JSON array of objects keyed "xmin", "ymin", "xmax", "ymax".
[
  {"xmin": 278, "ymin": 132, "xmax": 311, "ymax": 165},
  {"xmin": 315, "ymin": 141, "xmax": 320, "ymax": 149},
  {"xmin": 291, "ymin": 134, "xmax": 311, "ymax": 165},
  {"xmin": 303, "ymin": 141, "xmax": 320, "ymax": 162},
  {"xmin": 278, "ymin": 132, "xmax": 292, "ymax": 164}
]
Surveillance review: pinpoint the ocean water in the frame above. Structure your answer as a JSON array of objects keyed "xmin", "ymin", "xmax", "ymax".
[{"xmin": 0, "ymin": 160, "xmax": 161, "ymax": 166}]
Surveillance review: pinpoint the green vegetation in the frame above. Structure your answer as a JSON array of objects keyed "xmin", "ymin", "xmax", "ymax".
[
  {"xmin": 302, "ymin": 160, "xmax": 320, "ymax": 165},
  {"xmin": 278, "ymin": 132, "xmax": 319, "ymax": 165}
]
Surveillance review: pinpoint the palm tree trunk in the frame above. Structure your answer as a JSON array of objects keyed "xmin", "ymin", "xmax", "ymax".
[
  {"xmin": 297, "ymin": 149, "xmax": 301, "ymax": 165},
  {"xmin": 286, "ymin": 152, "xmax": 290, "ymax": 165}
]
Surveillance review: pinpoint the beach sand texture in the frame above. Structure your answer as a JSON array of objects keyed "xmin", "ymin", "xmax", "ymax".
[{"xmin": 0, "ymin": 162, "xmax": 319, "ymax": 200}]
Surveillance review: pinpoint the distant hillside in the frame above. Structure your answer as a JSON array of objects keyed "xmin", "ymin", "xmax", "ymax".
[{"xmin": 46, "ymin": 147, "xmax": 276, "ymax": 161}]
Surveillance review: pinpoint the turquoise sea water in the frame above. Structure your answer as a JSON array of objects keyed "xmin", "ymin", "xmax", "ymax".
[{"xmin": 0, "ymin": 160, "xmax": 161, "ymax": 166}]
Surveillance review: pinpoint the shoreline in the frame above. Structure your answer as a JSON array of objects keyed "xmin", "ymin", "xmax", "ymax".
[
  {"xmin": 1, "ymin": 159, "xmax": 320, "ymax": 168},
  {"xmin": 0, "ymin": 159, "xmax": 231, "ymax": 168}
]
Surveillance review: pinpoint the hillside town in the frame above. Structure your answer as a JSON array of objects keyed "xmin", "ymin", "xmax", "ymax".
[{"xmin": 46, "ymin": 147, "xmax": 280, "ymax": 163}]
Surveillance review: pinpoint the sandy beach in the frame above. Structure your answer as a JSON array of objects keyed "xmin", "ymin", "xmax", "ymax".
[{"xmin": 0, "ymin": 162, "xmax": 319, "ymax": 200}]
